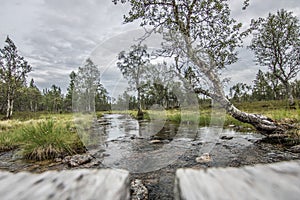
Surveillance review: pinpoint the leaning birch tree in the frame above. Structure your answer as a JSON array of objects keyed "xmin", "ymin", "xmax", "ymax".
[{"xmin": 112, "ymin": 0, "xmax": 289, "ymax": 134}]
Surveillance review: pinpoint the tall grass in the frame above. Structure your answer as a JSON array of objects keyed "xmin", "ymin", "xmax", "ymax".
[
  {"xmin": 0, "ymin": 118, "xmax": 86, "ymax": 160},
  {"xmin": 0, "ymin": 131, "xmax": 19, "ymax": 152},
  {"xmin": 17, "ymin": 120, "xmax": 85, "ymax": 160}
]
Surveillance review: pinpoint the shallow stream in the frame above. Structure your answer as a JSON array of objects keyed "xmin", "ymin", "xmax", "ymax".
[{"xmin": 0, "ymin": 114, "xmax": 299, "ymax": 199}]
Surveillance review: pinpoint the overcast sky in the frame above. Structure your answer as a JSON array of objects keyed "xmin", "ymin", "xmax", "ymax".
[{"xmin": 0, "ymin": 0, "xmax": 300, "ymax": 96}]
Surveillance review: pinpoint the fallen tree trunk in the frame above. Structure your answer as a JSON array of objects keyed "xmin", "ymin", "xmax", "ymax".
[
  {"xmin": 194, "ymin": 88, "xmax": 287, "ymax": 135},
  {"xmin": 222, "ymin": 98, "xmax": 285, "ymax": 134}
]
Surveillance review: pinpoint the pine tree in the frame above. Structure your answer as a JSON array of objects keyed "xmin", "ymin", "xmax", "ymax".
[{"xmin": 65, "ymin": 71, "xmax": 77, "ymax": 111}]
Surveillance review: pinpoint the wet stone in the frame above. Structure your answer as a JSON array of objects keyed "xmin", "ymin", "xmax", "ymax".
[
  {"xmin": 220, "ymin": 135, "xmax": 234, "ymax": 140},
  {"xmin": 131, "ymin": 179, "xmax": 148, "ymax": 200},
  {"xmin": 191, "ymin": 141, "xmax": 203, "ymax": 146},
  {"xmin": 149, "ymin": 140, "xmax": 163, "ymax": 144},
  {"xmin": 290, "ymin": 145, "xmax": 300, "ymax": 153},
  {"xmin": 195, "ymin": 153, "xmax": 212, "ymax": 163},
  {"xmin": 62, "ymin": 154, "xmax": 94, "ymax": 167}
]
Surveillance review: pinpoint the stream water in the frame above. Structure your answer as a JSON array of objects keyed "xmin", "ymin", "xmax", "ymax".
[{"xmin": 0, "ymin": 114, "xmax": 299, "ymax": 199}]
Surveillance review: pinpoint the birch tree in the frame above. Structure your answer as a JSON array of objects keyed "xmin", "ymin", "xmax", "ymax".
[
  {"xmin": 73, "ymin": 58, "xmax": 101, "ymax": 113},
  {"xmin": 249, "ymin": 9, "xmax": 300, "ymax": 106},
  {"xmin": 113, "ymin": 0, "xmax": 288, "ymax": 134},
  {"xmin": 0, "ymin": 36, "xmax": 32, "ymax": 119},
  {"xmin": 117, "ymin": 44, "xmax": 150, "ymax": 117}
]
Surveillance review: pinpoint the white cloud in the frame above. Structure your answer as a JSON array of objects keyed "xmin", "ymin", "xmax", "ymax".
[{"xmin": 1, "ymin": 0, "xmax": 300, "ymax": 94}]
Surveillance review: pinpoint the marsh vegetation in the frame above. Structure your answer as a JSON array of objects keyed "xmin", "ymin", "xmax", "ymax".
[{"xmin": 0, "ymin": 99, "xmax": 298, "ymax": 161}]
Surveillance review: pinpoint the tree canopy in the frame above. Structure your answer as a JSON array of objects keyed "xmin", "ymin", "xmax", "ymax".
[
  {"xmin": 249, "ymin": 9, "xmax": 300, "ymax": 106},
  {"xmin": 73, "ymin": 58, "xmax": 109, "ymax": 113},
  {"xmin": 117, "ymin": 44, "xmax": 150, "ymax": 116}
]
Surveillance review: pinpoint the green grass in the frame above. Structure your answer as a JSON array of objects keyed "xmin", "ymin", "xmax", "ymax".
[
  {"xmin": 17, "ymin": 120, "xmax": 85, "ymax": 160},
  {"xmin": 0, "ymin": 131, "xmax": 19, "ymax": 151},
  {"xmin": 109, "ymin": 100, "xmax": 299, "ymax": 131},
  {"xmin": 0, "ymin": 116, "xmax": 86, "ymax": 160},
  {"xmin": 0, "ymin": 100, "xmax": 298, "ymax": 160}
]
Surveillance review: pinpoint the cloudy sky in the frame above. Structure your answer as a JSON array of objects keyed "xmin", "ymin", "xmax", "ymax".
[{"xmin": 0, "ymin": 0, "xmax": 300, "ymax": 96}]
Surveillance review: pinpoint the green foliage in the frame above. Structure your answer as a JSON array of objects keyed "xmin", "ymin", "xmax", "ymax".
[
  {"xmin": 117, "ymin": 44, "xmax": 150, "ymax": 113},
  {"xmin": 73, "ymin": 58, "xmax": 110, "ymax": 113},
  {"xmin": 229, "ymin": 71, "xmax": 300, "ymax": 103},
  {"xmin": 115, "ymin": 0, "xmax": 247, "ymax": 69},
  {"xmin": 0, "ymin": 36, "xmax": 32, "ymax": 118},
  {"xmin": 41, "ymin": 85, "xmax": 64, "ymax": 112},
  {"xmin": 229, "ymin": 82, "xmax": 252, "ymax": 102},
  {"xmin": 249, "ymin": 9, "xmax": 300, "ymax": 104},
  {"xmin": 64, "ymin": 71, "xmax": 77, "ymax": 111},
  {"xmin": 15, "ymin": 120, "xmax": 85, "ymax": 160},
  {"xmin": 250, "ymin": 9, "xmax": 300, "ymax": 73},
  {"xmin": 119, "ymin": 100, "xmax": 299, "ymax": 130}
]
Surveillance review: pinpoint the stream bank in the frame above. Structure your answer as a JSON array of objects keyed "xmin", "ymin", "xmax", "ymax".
[{"xmin": 0, "ymin": 114, "xmax": 299, "ymax": 199}]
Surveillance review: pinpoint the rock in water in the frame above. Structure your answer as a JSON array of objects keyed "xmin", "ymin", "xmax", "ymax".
[
  {"xmin": 149, "ymin": 140, "xmax": 162, "ymax": 144},
  {"xmin": 195, "ymin": 153, "xmax": 212, "ymax": 163},
  {"xmin": 220, "ymin": 135, "xmax": 234, "ymax": 140},
  {"xmin": 63, "ymin": 154, "xmax": 93, "ymax": 167},
  {"xmin": 290, "ymin": 145, "xmax": 300, "ymax": 153}
]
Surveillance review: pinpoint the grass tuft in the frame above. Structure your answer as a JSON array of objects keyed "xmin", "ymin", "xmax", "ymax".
[
  {"xmin": 0, "ymin": 131, "xmax": 19, "ymax": 152},
  {"xmin": 18, "ymin": 120, "xmax": 85, "ymax": 160}
]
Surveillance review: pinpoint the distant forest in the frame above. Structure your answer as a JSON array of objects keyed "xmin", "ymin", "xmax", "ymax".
[{"xmin": 0, "ymin": 37, "xmax": 299, "ymax": 116}]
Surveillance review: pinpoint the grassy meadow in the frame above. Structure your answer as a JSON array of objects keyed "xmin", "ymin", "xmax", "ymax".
[{"xmin": 0, "ymin": 100, "xmax": 299, "ymax": 161}]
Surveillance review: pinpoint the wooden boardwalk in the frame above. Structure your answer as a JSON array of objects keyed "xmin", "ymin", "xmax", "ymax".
[
  {"xmin": 0, "ymin": 169, "xmax": 130, "ymax": 200},
  {"xmin": 1, "ymin": 160, "xmax": 300, "ymax": 199},
  {"xmin": 175, "ymin": 160, "xmax": 300, "ymax": 200}
]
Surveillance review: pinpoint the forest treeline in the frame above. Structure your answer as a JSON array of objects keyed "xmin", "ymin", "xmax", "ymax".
[
  {"xmin": 0, "ymin": 5, "xmax": 299, "ymax": 122},
  {"xmin": 0, "ymin": 35, "xmax": 299, "ymax": 116}
]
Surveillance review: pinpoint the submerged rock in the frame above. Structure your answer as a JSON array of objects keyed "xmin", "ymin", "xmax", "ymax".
[{"xmin": 195, "ymin": 153, "xmax": 212, "ymax": 163}]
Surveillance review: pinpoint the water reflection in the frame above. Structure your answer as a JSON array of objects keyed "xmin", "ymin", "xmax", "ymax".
[
  {"xmin": 87, "ymin": 114, "xmax": 265, "ymax": 173},
  {"xmin": 91, "ymin": 114, "xmax": 198, "ymax": 173},
  {"xmin": 98, "ymin": 114, "xmax": 140, "ymax": 140},
  {"xmin": 96, "ymin": 114, "xmax": 197, "ymax": 142}
]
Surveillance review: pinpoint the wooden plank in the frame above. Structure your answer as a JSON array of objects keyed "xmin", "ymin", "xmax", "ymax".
[
  {"xmin": 0, "ymin": 169, "xmax": 130, "ymax": 200},
  {"xmin": 175, "ymin": 160, "xmax": 300, "ymax": 200}
]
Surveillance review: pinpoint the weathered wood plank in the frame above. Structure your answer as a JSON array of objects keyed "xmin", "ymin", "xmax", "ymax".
[
  {"xmin": 175, "ymin": 160, "xmax": 300, "ymax": 200},
  {"xmin": 0, "ymin": 169, "xmax": 130, "ymax": 200}
]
